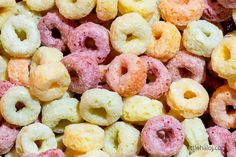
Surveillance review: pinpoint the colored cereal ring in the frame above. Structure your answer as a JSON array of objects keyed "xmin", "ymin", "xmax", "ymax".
[
  {"xmin": 174, "ymin": 145, "xmax": 189, "ymax": 157},
  {"xmin": 96, "ymin": 0, "xmax": 118, "ymax": 21},
  {"xmin": 38, "ymin": 12, "xmax": 75, "ymax": 52},
  {"xmin": 61, "ymin": 54, "xmax": 100, "ymax": 94},
  {"xmin": 67, "ymin": 22, "xmax": 110, "ymax": 63},
  {"xmin": 78, "ymin": 150, "xmax": 109, "ymax": 157},
  {"xmin": 141, "ymin": 115, "xmax": 184, "ymax": 157},
  {"xmin": 22, "ymin": 149, "xmax": 66, "ymax": 157},
  {"xmin": 226, "ymin": 131, "xmax": 236, "ymax": 157},
  {"xmin": 166, "ymin": 51, "xmax": 206, "ymax": 83},
  {"xmin": 209, "ymin": 85, "xmax": 236, "ymax": 129},
  {"xmin": 0, "ymin": 0, "xmax": 16, "ymax": 29},
  {"xmin": 23, "ymin": 0, "xmax": 55, "ymax": 11},
  {"xmin": 189, "ymin": 146, "xmax": 223, "ymax": 157},
  {"xmin": 146, "ymin": 21, "xmax": 181, "ymax": 62},
  {"xmin": 103, "ymin": 121, "xmax": 141, "ymax": 157},
  {"xmin": 0, "ymin": 81, "xmax": 17, "ymax": 98},
  {"xmin": 29, "ymin": 62, "xmax": 71, "ymax": 102},
  {"xmin": 55, "ymin": 0, "xmax": 96, "ymax": 20},
  {"xmin": 217, "ymin": 0, "xmax": 236, "ymax": 8},
  {"xmin": 105, "ymin": 54, "xmax": 147, "ymax": 97},
  {"xmin": 79, "ymin": 88, "xmax": 123, "ymax": 126},
  {"xmin": 110, "ymin": 13, "xmax": 152, "ymax": 55},
  {"xmin": 183, "ymin": 20, "xmax": 223, "ymax": 57},
  {"xmin": 64, "ymin": 148, "xmax": 82, "ymax": 157},
  {"xmin": 15, "ymin": 123, "xmax": 57, "ymax": 155},
  {"xmin": 63, "ymin": 123, "xmax": 104, "ymax": 153},
  {"xmin": 122, "ymin": 95, "xmax": 164, "ymax": 125},
  {"xmin": 0, "ymin": 86, "xmax": 41, "ymax": 126},
  {"xmin": 158, "ymin": 0, "xmax": 205, "ymax": 28},
  {"xmin": 0, "ymin": 56, "xmax": 8, "ymax": 80}
]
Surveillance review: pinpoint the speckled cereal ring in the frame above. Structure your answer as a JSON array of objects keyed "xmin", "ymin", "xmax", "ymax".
[
  {"xmin": 141, "ymin": 115, "xmax": 184, "ymax": 157},
  {"xmin": 38, "ymin": 12, "xmax": 75, "ymax": 52},
  {"xmin": 0, "ymin": 81, "xmax": 17, "ymax": 98},
  {"xmin": 209, "ymin": 85, "xmax": 236, "ymax": 129},
  {"xmin": 67, "ymin": 22, "xmax": 110, "ymax": 63},
  {"xmin": 23, "ymin": 0, "xmax": 55, "ymax": 11},
  {"xmin": 96, "ymin": 0, "xmax": 118, "ymax": 21},
  {"xmin": 139, "ymin": 56, "xmax": 171, "ymax": 99},
  {"xmin": 146, "ymin": 21, "xmax": 181, "ymax": 62},
  {"xmin": 226, "ymin": 131, "xmax": 236, "ymax": 157},
  {"xmin": 0, "ymin": 56, "xmax": 8, "ymax": 80},
  {"xmin": 110, "ymin": 13, "xmax": 152, "ymax": 55},
  {"xmin": 158, "ymin": 0, "xmax": 205, "ymax": 28},
  {"xmin": 105, "ymin": 54, "xmax": 147, "ymax": 97},
  {"xmin": 166, "ymin": 51, "xmax": 206, "ymax": 83},
  {"xmin": 217, "ymin": 0, "xmax": 236, "ymax": 8},
  {"xmin": 0, "ymin": 0, "xmax": 16, "ymax": 29}
]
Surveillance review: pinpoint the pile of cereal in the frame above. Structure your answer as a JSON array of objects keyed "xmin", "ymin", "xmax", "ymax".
[{"xmin": 0, "ymin": 0, "xmax": 236, "ymax": 157}]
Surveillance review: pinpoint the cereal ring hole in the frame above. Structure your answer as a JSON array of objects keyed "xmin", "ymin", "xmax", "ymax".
[
  {"xmin": 202, "ymin": 31, "xmax": 211, "ymax": 37},
  {"xmin": 85, "ymin": 37, "xmax": 97, "ymax": 50},
  {"xmin": 226, "ymin": 105, "xmax": 235, "ymax": 115},
  {"xmin": 35, "ymin": 140, "xmax": 44, "ymax": 149},
  {"xmin": 184, "ymin": 90, "xmax": 197, "ymax": 99},
  {"xmin": 50, "ymin": 82, "xmax": 60, "ymax": 89},
  {"xmin": 112, "ymin": 131, "xmax": 120, "ymax": 149},
  {"xmin": 55, "ymin": 119, "xmax": 71, "ymax": 131},
  {"xmin": 178, "ymin": 67, "xmax": 193, "ymax": 78},
  {"xmin": 15, "ymin": 102, "xmax": 25, "ymax": 112},
  {"xmin": 126, "ymin": 34, "xmax": 137, "ymax": 42},
  {"xmin": 51, "ymin": 28, "xmax": 61, "ymax": 39},
  {"xmin": 222, "ymin": 46, "xmax": 231, "ymax": 61},
  {"xmin": 15, "ymin": 29, "xmax": 27, "ymax": 41},
  {"xmin": 154, "ymin": 32, "xmax": 162, "ymax": 41},
  {"xmin": 89, "ymin": 107, "xmax": 107, "ymax": 119},
  {"xmin": 121, "ymin": 66, "xmax": 128, "ymax": 75},
  {"xmin": 156, "ymin": 129, "xmax": 173, "ymax": 143},
  {"xmin": 146, "ymin": 71, "xmax": 157, "ymax": 83}
]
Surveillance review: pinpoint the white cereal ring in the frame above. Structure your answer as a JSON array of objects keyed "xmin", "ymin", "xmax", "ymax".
[
  {"xmin": 79, "ymin": 150, "xmax": 109, "ymax": 157},
  {"xmin": 0, "ymin": 56, "xmax": 8, "ymax": 80},
  {"xmin": 189, "ymin": 146, "xmax": 223, "ymax": 157},
  {"xmin": 79, "ymin": 88, "xmax": 123, "ymax": 126},
  {"xmin": 0, "ymin": 86, "xmax": 41, "ymax": 126},
  {"xmin": 174, "ymin": 145, "xmax": 189, "ymax": 157},
  {"xmin": 96, "ymin": 0, "xmax": 118, "ymax": 21},
  {"xmin": 23, "ymin": 0, "xmax": 55, "ymax": 11},
  {"xmin": 0, "ymin": 0, "xmax": 16, "ymax": 29},
  {"xmin": 0, "ymin": 15, "xmax": 41, "ymax": 58}
]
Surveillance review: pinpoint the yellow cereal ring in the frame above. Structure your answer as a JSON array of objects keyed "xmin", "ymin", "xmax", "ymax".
[
  {"xmin": 174, "ymin": 145, "xmax": 189, "ymax": 157},
  {"xmin": 64, "ymin": 148, "xmax": 82, "ymax": 157},
  {"xmin": 23, "ymin": 0, "xmax": 55, "ymax": 11},
  {"xmin": 122, "ymin": 95, "xmax": 164, "ymax": 125},
  {"xmin": 167, "ymin": 78, "xmax": 209, "ymax": 118},
  {"xmin": 167, "ymin": 110, "xmax": 184, "ymax": 122},
  {"xmin": 146, "ymin": 21, "xmax": 181, "ymax": 62},
  {"xmin": 96, "ymin": 0, "xmax": 118, "ymax": 21},
  {"xmin": 0, "ymin": 0, "xmax": 16, "ymax": 29},
  {"xmin": 110, "ymin": 13, "xmax": 152, "ymax": 55},
  {"xmin": 55, "ymin": 0, "xmax": 96, "ymax": 20},
  {"xmin": 0, "ymin": 56, "xmax": 8, "ymax": 80},
  {"xmin": 189, "ymin": 146, "xmax": 223, "ymax": 157},
  {"xmin": 15, "ymin": 123, "xmax": 57, "ymax": 155},
  {"xmin": 29, "ymin": 62, "xmax": 71, "ymax": 102},
  {"xmin": 63, "ymin": 123, "xmax": 104, "ymax": 153},
  {"xmin": 79, "ymin": 150, "xmax": 109, "ymax": 157}
]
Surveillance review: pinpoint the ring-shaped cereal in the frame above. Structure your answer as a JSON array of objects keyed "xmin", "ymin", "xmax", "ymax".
[
  {"xmin": 183, "ymin": 20, "xmax": 223, "ymax": 57},
  {"xmin": 139, "ymin": 56, "xmax": 171, "ymax": 99},
  {"xmin": 217, "ymin": 0, "xmax": 236, "ymax": 8},
  {"xmin": 23, "ymin": 0, "xmax": 55, "ymax": 11},
  {"xmin": 146, "ymin": 21, "xmax": 181, "ymax": 62},
  {"xmin": 166, "ymin": 51, "xmax": 206, "ymax": 83},
  {"xmin": 0, "ymin": 0, "xmax": 16, "ymax": 29},
  {"xmin": 189, "ymin": 147, "xmax": 223, "ymax": 157},
  {"xmin": 110, "ymin": 13, "xmax": 152, "ymax": 55},
  {"xmin": 22, "ymin": 149, "xmax": 65, "ymax": 157},
  {"xmin": 105, "ymin": 54, "xmax": 147, "ymax": 97},
  {"xmin": 158, "ymin": 0, "xmax": 205, "ymax": 28},
  {"xmin": 0, "ymin": 81, "xmax": 17, "ymax": 98},
  {"xmin": 0, "ymin": 56, "xmax": 8, "ymax": 80},
  {"xmin": 166, "ymin": 78, "xmax": 209, "ymax": 118},
  {"xmin": 67, "ymin": 22, "xmax": 110, "ymax": 63},
  {"xmin": 55, "ymin": 0, "xmax": 96, "ymax": 20},
  {"xmin": 96, "ymin": 0, "xmax": 118, "ymax": 21},
  {"xmin": 15, "ymin": 123, "xmax": 57, "ymax": 155},
  {"xmin": 226, "ymin": 131, "xmax": 236, "ymax": 157},
  {"xmin": 79, "ymin": 150, "xmax": 109, "ymax": 157},
  {"xmin": 79, "ymin": 88, "xmax": 123, "ymax": 126},
  {"xmin": 174, "ymin": 145, "xmax": 189, "ymax": 157},
  {"xmin": 141, "ymin": 115, "xmax": 184, "ymax": 157},
  {"xmin": 209, "ymin": 85, "xmax": 236, "ymax": 129},
  {"xmin": 1, "ymin": 15, "xmax": 40, "ymax": 58}
]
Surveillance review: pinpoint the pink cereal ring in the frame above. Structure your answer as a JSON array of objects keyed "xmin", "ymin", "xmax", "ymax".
[
  {"xmin": 105, "ymin": 54, "xmax": 147, "ymax": 97},
  {"xmin": 166, "ymin": 51, "xmax": 206, "ymax": 83},
  {"xmin": 227, "ymin": 131, "xmax": 236, "ymax": 157},
  {"xmin": 139, "ymin": 56, "xmax": 171, "ymax": 99},
  {"xmin": 61, "ymin": 54, "xmax": 100, "ymax": 94},
  {"xmin": 217, "ymin": 0, "xmax": 236, "ymax": 8},
  {"xmin": 22, "ymin": 149, "xmax": 65, "ymax": 157},
  {"xmin": 0, "ymin": 81, "xmax": 17, "ymax": 98},
  {"xmin": 38, "ymin": 12, "xmax": 75, "ymax": 51},
  {"xmin": 141, "ymin": 115, "xmax": 184, "ymax": 157},
  {"xmin": 67, "ymin": 22, "xmax": 110, "ymax": 63}
]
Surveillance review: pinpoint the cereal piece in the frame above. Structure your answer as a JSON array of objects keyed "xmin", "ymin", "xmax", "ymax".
[
  {"xmin": 139, "ymin": 56, "xmax": 171, "ymax": 99},
  {"xmin": 1, "ymin": 15, "xmax": 41, "ymax": 58},
  {"xmin": 80, "ymin": 88, "xmax": 123, "ymax": 126},
  {"xmin": 110, "ymin": 13, "xmax": 152, "ymax": 55},
  {"xmin": 148, "ymin": 5, "xmax": 160, "ymax": 26},
  {"xmin": 146, "ymin": 21, "xmax": 181, "ymax": 62},
  {"xmin": 122, "ymin": 95, "xmax": 164, "ymax": 125},
  {"xmin": 217, "ymin": 0, "xmax": 236, "ymax": 8},
  {"xmin": 167, "ymin": 78, "xmax": 209, "ymax": 118},
  {"xmin": 8, "ymin": 58, "xmax": 31, "ymax": 87},
  {"xmin": 42, "ymin": 98, "xmax": 82, "ymax": 133},
  {"xmin": 227, "ymin": 149, "xmax": 236, "ymax": 157},
  {"xmin": 0, "ymin": 81, "xmax": 16, "ymax": 98},
  {"xmin": 0, "ymin": 86, "xmax": 41, "ymax": 126},
  {"xmin": 39, "ymin": 149, "xmax": 65, "ymax": 157},
  {"xmin": 141, "ymin": 115, "xmax": 184, "ymax": 157},
  {"xmin": 67, "ymin": 22, "xmax": 110, "ymax": 63},
  {"xmin": 0, "ymin": 0, "xmax": 16, "ymax": 29},
  {"xmin": 226, "ymin": 131, "xmax": 236, "ymax": 157},
  {"xmin": 105, "ymin": 54, "xmax": 147, "ymax": 97},
  {"xmin": 61, "ymin": 54, "xmax": 100, "ymax": 94},
  {"xmin": 5, "ymin": 147, "xmax": 20, "ymax": 157},
  {"xmin": 103, "ymin": 121, "xmax": 141, "ymax": 157},
  {"xmin": 16, "ymin": 123, "xmax": 57, "ymax": 155},
  {"xmin": 24, "ymin": 0, "xmax": 55, "ymax": 11},
  {"xmin": 174, "ymin": 145, "xmax": 189, "ymax": 157},
  {"xmin": 183, "ymin": 20, "xmax": 223, "ymax": 57},
  {"xmin": 167, "ymin": 110, "xmax": 185, "ymax": 122},
  {"xmin": 38, "ymin": 12, "xmax": 75, "ymax": 52},
  {"xmin": 166, "ymin": 51, "xmax": 206, "ymax": 83},
  {"xmin": 233, "ymin": 9, "xmax": 236, "ymax": 24},
  {"xmin": 227, "ymin": 78, "xmax": 236, "ymax": 90},
  {"xmin": 189, "ymin": 146, "xmax": 223, "ymax": 157},
  {"xmin": 29, "ymin": 62, "xmax": 71, "ymax": 102},
  {"xmin": 78, "ymin": 150, "xmax": 109, "ymax": 157},
  {"xmin": 55, "ymin": 0, "xmax": 96, "ymax": 20},
  {"xmin": 64, "ymin": 148, "xmax": 82, "ymax": 157},
  {"xmin": 209, "ymin": 85, "xmax": 236, "ymax": 129},
  {"xmin": 96, "ymin": 0, "xmax": 118, "ymax": 21},
  {"xmin": 63, "ymin": 123, "xmax": 104, "ymax": 153},
  {"xmin": 0, "ymin": 56, "xmax": 8, "ymax": 80}
]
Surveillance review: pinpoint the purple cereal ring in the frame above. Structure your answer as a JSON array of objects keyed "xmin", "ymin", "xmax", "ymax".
[
  {"xmin": 0, "ymin": 81, "xmax": 17, "ymax": 98},
  {"xmin": 141, "ymin": 115, "xmax": 184, "ymax": 157},
  {"xmin": 67, "ymin": 22, "xmax": 110, "ymax": 63},
  {"xmin": 139, "ymin": 56, "xmax": 171, "ymax": 99},
  {"xmin": 217, "ymin": 0, "xmax": 236, "ymax": 8},
  {"xmin": 61, "ymin": 53, "xmax": 100, "ymax": 94},
  {"xmin": 166, "ymin": 51, "xmax": 206, "ymax": 83},
  {"xmin": 227, "ymin": 131, "xmax": 236, "ymax": 156},
  {"xmin": 38, "ymin": 12, "xmax": 75, "ymax": 51},
  {"xmin": 202, "ymin": 0, "xmax": 232, "ymax": 22}
]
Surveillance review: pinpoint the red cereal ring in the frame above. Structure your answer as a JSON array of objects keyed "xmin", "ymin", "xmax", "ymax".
[
  {"xmin": 38, "ymin": 12, "xmax": 75, "ymax": 52},
  {"xmin": 227, "ymin": 131, "xmax": 236, "ymax": 157},
  {"xmin": 166, "ymin": 51, "xmax": 206, "ymax": 83},
  {"xmin": 105, "ymin": 54, "xmax": 147, "ymax": 97},
  {"xmin": 61, "ymin": 53, "xmax": 100, "ymax": 94},
  {"xmin": 67, "ymin": 22, "xmax": 110, "ymax": 64},
  {"xmin": 141, "ymin": 115, "xmax": 184, "ymax": 157},
  {"xmin": 0, "ymin": 81, "xmax": 17, "ymax": 98},
  {"xmin": 139, "ymin": 56, "xmax": 171, "ymax": 99}
]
